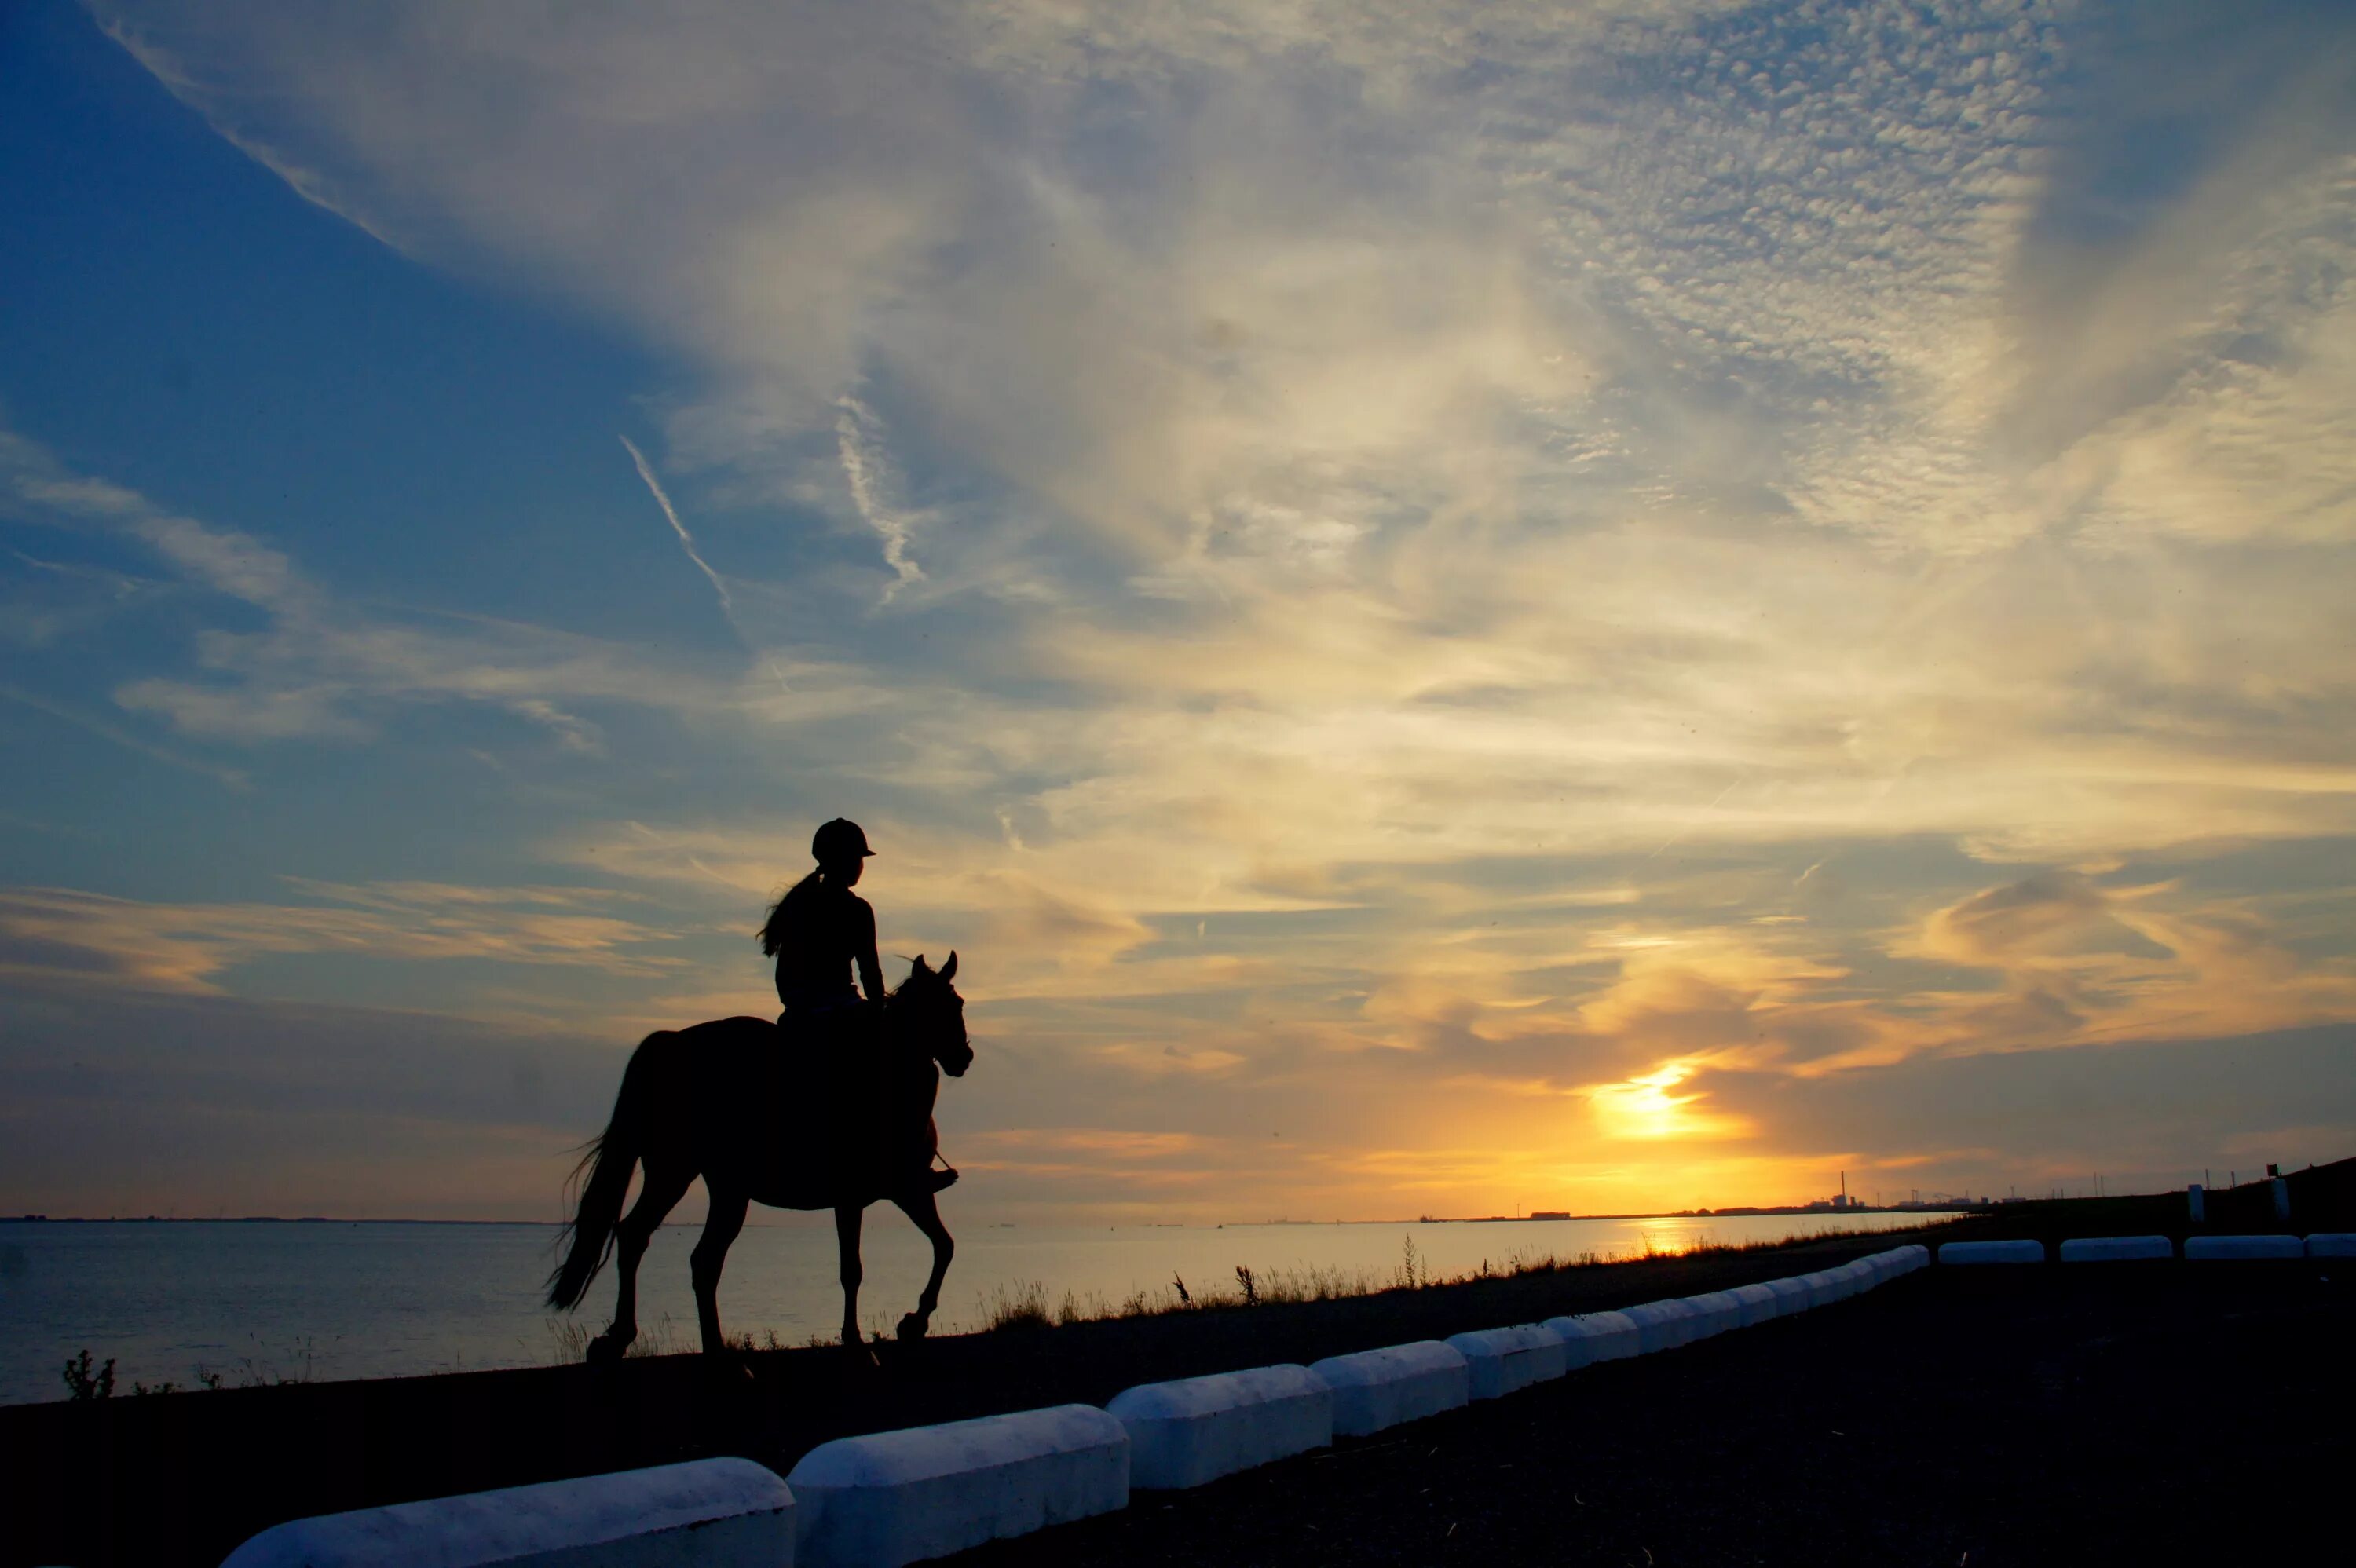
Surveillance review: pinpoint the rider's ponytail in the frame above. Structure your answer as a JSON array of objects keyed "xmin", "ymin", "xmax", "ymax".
[{"xmin": 759, "ymin": 871, "xmax": 822, "ymax": 956}]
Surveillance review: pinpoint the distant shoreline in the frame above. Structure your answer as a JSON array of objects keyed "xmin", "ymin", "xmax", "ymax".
[{"xmin": 2, "ymin": 1208, "xmax": 1969, "ymax": 1226}]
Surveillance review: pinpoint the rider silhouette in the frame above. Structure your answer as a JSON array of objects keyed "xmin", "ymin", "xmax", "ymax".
[{"xmin": 761, "ymin": 818, "xmax": 957, "ymax": 1194}]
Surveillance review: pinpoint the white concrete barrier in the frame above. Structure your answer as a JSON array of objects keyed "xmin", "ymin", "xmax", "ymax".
[
  {"xmin": 1107, "ymin": 1366, "xmax": 1331, "ymax": 1490},
  {"xmin": 1796, "ymin": 1270, "xmax": 1842, "ymax": 1304},
  {"xmin": 2186, "ymin": 1183, "xmax": 2205, "ymax": 1224},
  {"xmin": 2182, "ymin": 1235, "xmax": 2303, "ymax": 1260},
  {"xmin": 1763, "ymin": 1277, "xmax": 1813, "ymax": 1315},
  {"xmin": 1727, "ymin": 1282, "xmax": 1780, "ymax": 1328},
  {"xmin": 1620, "ymin": 1299, "xmax": 1699, "ymax": 1353},
  {"xmin": 1900, "ymin": 1244, "xmax": 1931, "ymax": 1273},
  {"xmin": 2306, "ymin": 1234, "xmax": 2356, "ymax": 1259},
  {"xmin": 1309, "ymin": 1342, "xmax": 1468, "ymax": 1438},
  {"xmin": 788, "ymin": 1405, "xmax": 1124, "ymax": 1568},
  {"xmin": 1677, "ymin": 1292, "xmax": 1743, "ymax": 1339},
  {"xmin": 2059, "ymin": 1235, "xmax": 2173, "ymax": 1263},
  {"xmin": 1543, "ymin": 1310, "xmax": 1640, "ymax": 1365},
  {"xmin": 1937, "ymin": 1240, "xmax": 2045, "ymax": 1265},
  {"xmin": 1444, "ymin": 1324, "xmax": 1567, "ymax": 1398},
  {"xmin": 221, "ymin": 1459, "xmax": 793, "ymax": 1568}
]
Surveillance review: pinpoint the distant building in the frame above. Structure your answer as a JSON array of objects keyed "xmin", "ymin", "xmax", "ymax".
[{"xmin": 1530, "ymin": 1210, "xmax": 1570, "ymax": 1221}]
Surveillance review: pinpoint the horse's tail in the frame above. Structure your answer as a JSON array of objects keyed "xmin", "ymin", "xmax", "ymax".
[{"xmin": 545, "ymin": 1033, "xmax": 665, "ymax": 1310}]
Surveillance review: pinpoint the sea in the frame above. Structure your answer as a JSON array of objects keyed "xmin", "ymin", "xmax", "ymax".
[{"xmin": 0, "ymin": 1210, "xmax": 1950, "ymax": 1405}]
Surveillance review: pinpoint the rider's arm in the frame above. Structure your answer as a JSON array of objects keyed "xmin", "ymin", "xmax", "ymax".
[{"xmin": 853, "ymin": 897, "xmax": 884, "ymax": 1003}]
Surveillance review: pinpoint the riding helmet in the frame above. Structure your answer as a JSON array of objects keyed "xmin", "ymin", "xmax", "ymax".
[{"xmin": 813, "ymin": 817, "xmax": 875, "ymax": 862}]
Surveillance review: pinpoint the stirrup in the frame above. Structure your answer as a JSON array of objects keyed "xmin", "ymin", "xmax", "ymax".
[{"xmin": 919, "ymin": 1164, "xmax": 960, "ymax": 1193}]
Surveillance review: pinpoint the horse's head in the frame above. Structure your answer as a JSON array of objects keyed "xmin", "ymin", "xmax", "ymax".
[{"xmin": 897, "ymin": 952, "xmax": 972, "ymax": 1077}]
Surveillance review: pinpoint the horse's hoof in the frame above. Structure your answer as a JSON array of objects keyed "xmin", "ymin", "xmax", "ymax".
[
  {"xmin": 584, "ymin": 1333, "xmax": 628, "ymax": 1366},
  {"xmin": 840, "ymin": 1337, "xmax": 881, "ymax": 1370},
  {"xmin": 896, "ymin": 1312, "xmax": 929, "ymax": 1343}
]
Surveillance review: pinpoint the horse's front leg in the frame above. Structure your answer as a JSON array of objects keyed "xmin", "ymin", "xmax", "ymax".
[
  {"xmin": 690, "ymin": 1186, "xmax": 748, "ymax": 1356},
  {"xmin": 891, "ymin": 1189, "xmax": 955, "ymax": 1342},
  {"xmin": 834, "ymin": 1202, "xmax": 868, "ymax": 1353}
]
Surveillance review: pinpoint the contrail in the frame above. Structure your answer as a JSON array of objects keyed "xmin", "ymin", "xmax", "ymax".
[
  {"xmin": 620, "ymin": 436, "xmax": 733, "ymax": 615},
  {"xmin": 620, "ymin": 436, "xmax": 789, "ymax": 693}
]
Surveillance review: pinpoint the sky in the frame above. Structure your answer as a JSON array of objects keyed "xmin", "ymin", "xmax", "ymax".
[{"xmin": 3, "ymin": 0, "xmax": 2354, "ymax": 1224}]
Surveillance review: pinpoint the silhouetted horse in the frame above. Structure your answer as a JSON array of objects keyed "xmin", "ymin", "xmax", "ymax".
[{"xmin": 547, "ymin": 952, "xmax": 972, "ymax": 1359}]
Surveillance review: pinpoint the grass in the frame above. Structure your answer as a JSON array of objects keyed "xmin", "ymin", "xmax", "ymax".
[
  {"xmin": 60, "ymin": 1338, "xmax": 313, "ymax": 1398},
  {"xmin": 540, "ymin": 1314, "xmax": 836, "ymax": 1363},
  {"xmin": 959, "ymin": 1223, "xmax": 1932, "ymax": 1335}
]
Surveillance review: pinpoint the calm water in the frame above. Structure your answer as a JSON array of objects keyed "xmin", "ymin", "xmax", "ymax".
[{"xmin": 0, "ymin": 1211, "xmax": 1951, "ymax": 1405}]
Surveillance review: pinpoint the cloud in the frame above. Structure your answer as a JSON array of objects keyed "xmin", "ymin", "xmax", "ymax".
[
  {"xmin": 1, "ymin": 426, "xmax": 748, "ymax": 744},
  {"xmin": 27, "ymin": 0, "xmax": 2356, "ymax": 1217},
  {"xmin": 0, "ymin": 882, "xmax": 690, "ymax": 998}
]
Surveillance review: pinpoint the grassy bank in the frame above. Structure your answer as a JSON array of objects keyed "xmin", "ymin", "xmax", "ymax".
[{"xmin": 1, "ymin": 1224, "xmax": 1951, "ymax": 1568}]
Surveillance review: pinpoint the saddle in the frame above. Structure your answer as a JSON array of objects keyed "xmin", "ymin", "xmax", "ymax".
[{"xmin": 767, "ymin": 1003, "xmax": 904, "ymax": 1198}]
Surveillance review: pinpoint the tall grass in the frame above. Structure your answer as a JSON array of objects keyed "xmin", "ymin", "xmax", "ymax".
[{"xmin": 957, "ymin": 1223, "xmax": 1945, "ymax": 1335}]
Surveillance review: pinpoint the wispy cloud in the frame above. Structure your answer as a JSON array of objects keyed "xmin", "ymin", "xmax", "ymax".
[
  {"xmin": 0, "ymin": 681, "xmax": 247, "ymax": 788},
  {"xmin": 2, "ymin": 425, "xmax": 741, "ymax": 746},
  {"xmin": 833, "ymin": 396, "xmax": 926, "ymax": 598}
]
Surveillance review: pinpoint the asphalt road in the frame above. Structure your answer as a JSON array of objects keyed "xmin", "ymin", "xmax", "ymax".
[{"xmin": 949, "ymin": 1263, "xmax": 2354, "ymax": 1567}]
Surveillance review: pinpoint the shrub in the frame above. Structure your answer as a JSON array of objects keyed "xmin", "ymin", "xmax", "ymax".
[{"xmin": 62, "ymin": 1349, "xmax": 115, "ymax": 1401}]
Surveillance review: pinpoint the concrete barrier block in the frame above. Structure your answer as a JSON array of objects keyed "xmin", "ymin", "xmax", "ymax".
[
  {"xmin": 1619, "ymin": 1299, "xmax": 1699, "ymax": 1353},
  {"xmin": 1107, "ymin": 1365, "xmax": 1331, "ymax": 1489},
  {"xmin": 1937, "ymin": 1240, "xmax": 2046, "ymax": 1265},
  {"xmin": 1309, "ymin": 1342, "xmax": 1468, "ymax": 1438},
  {"xmin": 221, "ymin": 1458, "xmax": 793, "ymax": 1568},
  {"xmin": 2182, "ymin": 1234, "xmax": 2304, "ymax": 1260},
  {"xmin": 1763, "ymin": 1277, "xmax": 1812, "ymax": 1315},
  {"xmin": 1543, "ymin": 1310, "xmax": 1639, "ymax": 1364},
  {"xmin": 1443, "ymin": 1325, "xmax": 1567, "ymax": 1398},
  {"xmin": 1794, "ymin": 1270, "xmax": 1841, "ymax": 1304},
  {"xmin": 1727, "ymin": 1282, "xmax": 1780, "ymax": 1328},
  {"xmin": 788, "ymin": 1405, "xmax": 1125, "ymax": 1567},
  {"xmin": 1677, "ymin": 1292, "xmax": 1743, "ymax": 1339},
  {"xmin": 2058, "ymin": 1235, "xmax": 2173, "ymax": 1263},
  {"xmin": 2307, "ymin": 1233, "xmax": 2356, "ymax": 1259}
]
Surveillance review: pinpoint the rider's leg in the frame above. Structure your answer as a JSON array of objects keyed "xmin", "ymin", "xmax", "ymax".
[{"xmin": 911, "ymin": 1112, "xmax": 957, "ymax": 1193}]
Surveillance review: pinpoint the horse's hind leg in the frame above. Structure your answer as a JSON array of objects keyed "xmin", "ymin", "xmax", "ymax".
[
  {"xmin": 690, "ymin": 1185, "xmax": 748, "ymax": 1356},
  {"xmin": 590, "ymin": 1160, "xmax": 693, "ymax": 1362},
  {"xmin": 891, "ymin": 1189, "xmax": 955, "ymax": 1342}
]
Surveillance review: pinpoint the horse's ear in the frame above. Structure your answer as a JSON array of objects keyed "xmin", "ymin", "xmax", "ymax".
[
  {"xmin": 910, "ymin": 954, "xmax": 930, "ymax": 976},
  {"xmin": 940, "ymin": 951, "xmax": 958, "ymax": 983}
]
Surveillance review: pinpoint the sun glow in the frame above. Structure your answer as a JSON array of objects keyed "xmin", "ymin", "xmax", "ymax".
[{"xmin": 1590, "ymin": 1062, "xmax": 1754, "ymax": 1142}]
